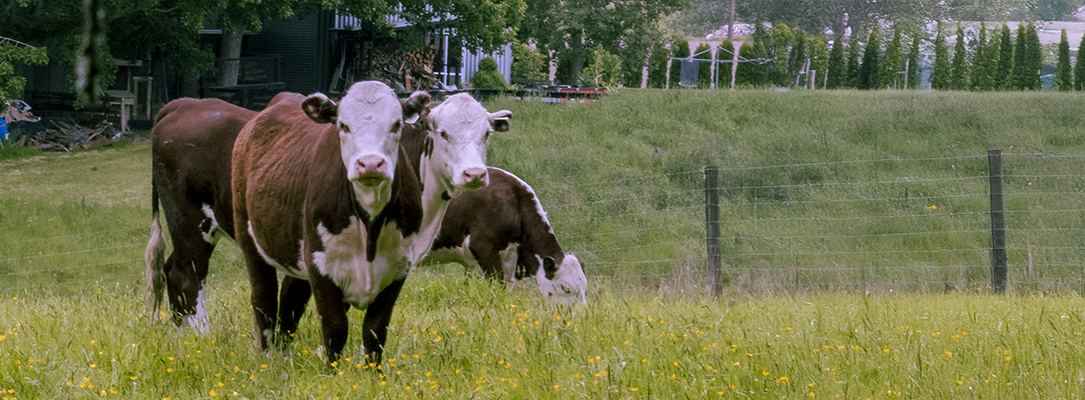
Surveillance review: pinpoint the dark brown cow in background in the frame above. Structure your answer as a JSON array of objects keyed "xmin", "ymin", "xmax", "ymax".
[
  {"xmin": 144, "ymin": 98, "xmax": 257, "ymax": 331},
  {"xmin": 423, "ymin": 167, "xmax": 588, "ymax": 303},
  {"xmin": 145, "ymin": 93, "xmax": 307, "ymax": 330}
]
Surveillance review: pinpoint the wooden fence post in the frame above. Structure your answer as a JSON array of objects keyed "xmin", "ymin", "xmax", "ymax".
[
  {"xmin": 705, "ymin": 166, "xmax": 722, "ymax": 297},
  {"xmin": 989, "ymin": 149, "xmax": 1007, "ymax": 294}
]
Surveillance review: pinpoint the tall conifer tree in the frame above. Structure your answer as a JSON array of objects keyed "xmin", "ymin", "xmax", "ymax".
[
  {"xmin": 1057, "ymin": 29, "xmax": 1072, "ymax": 91},
  {"xmin": 827, "ymin": 37, "xmax": 846, "ymax": 89},
  {"xmin": 931, "ymin": 22, "xmax": 951, "ymax": 90},
  {"xmin": 858, "ymin": 26, "xmax": 882, "ymax": 89},
  {"xmin": 998, "ymin": 23, "xmax": 1014, "ymax": 89},
  {"xmin": 950, "ymin": 22, "xmax": 969, "ymax": 90},
  {"xmin": 1075, "ymin": 31, "xmax": 1085, "ymax": 90},
  {"xmin": 906, "ymin": 33, "xmax": 921, "ymax": 89},
  {"xmin": 883, "ymin": 26, "xmax": 904, "ymax": 89},
  {"xmin": 845, "ymin": 36, "xmax": 862, "ymax": 88}
]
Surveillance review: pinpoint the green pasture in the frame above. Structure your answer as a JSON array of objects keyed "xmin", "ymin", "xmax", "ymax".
[{"xmin": 4, "ymin": 90, "xmax": 1085, "ymax": 398}]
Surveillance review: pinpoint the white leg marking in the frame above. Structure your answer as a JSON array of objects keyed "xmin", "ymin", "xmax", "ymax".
[{"xmin": 183, "ymin": 288, "xmax": 211, "ymax": 334}]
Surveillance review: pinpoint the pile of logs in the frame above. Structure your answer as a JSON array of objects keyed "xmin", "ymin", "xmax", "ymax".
[
  {"xmin": 25, "ymin": 120, "xmax": 118, "ymax": 152},
  {"xmin": 334, "ymin": 40, "xmax": 438, "ymax": 93}
]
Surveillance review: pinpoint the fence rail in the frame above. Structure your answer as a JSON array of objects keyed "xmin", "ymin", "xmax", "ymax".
[{"xmin": 6, "ymin": 151, "xmax": 1085, "ymax": 295}]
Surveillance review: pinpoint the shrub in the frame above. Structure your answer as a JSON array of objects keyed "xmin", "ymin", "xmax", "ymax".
[{"xmin": 471, "ymin": 57, "xmax": 508, "ymax": 90}]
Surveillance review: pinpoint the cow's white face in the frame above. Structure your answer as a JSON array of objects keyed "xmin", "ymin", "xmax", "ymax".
[
  {"xmin": 336, "ymin": 82, "xmax": 405, "ymax": 186},
  {"xmin": 424, "ymin": 93, "xmax": 512, "ymax": 196},
  {"xmin": 536, "ymin": 253, "xmax": 587, "ymax": 304}
]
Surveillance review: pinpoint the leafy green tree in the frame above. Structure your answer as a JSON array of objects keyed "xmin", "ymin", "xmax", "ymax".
[
  {"xmin": 950, "ymin": 22, "xmax": 969, "ymax": 90},
  {"xmin": 906, "ymin": 32, "xmax": 921, "ymax": 89},
  {"xmin": 769, "ymin": 23, "xmax": 792, "ymax": 86},
  {"xmin": 580, "ymin": 44, "xmax": 622, "ymax": 88},
  {"xmin": 471, "ymin": 57, "xmax": 509, "ymax": 89},
  {"xmin": 519, "ymin": 0, "xmax": 684, "ymax": 85},
  {"xmin": 826, "ymin": 37, "xmax": 846, "ymax": 89},
  {"xmin": 0, "ymin": 37, "xmax": 49, "ymax": 103},
  {"xmin": 669, "ymin": 36, "xmax": 690, "ymax": 88},
  {"xmin": 1056, "ymin": 29, "xmax": 1072, "ymax": 91},
  {"xmin": 1011, "ymin": 23, "xmax": 1029, "ymax": 89},
  {"xmin": 735, "ymin": 42, "xmax": 765, "ymax": 87},
  {"xmin": 931, "ymin": 22, "xmax": 951, "ymax": 90},
  {"xmin": 971, "ymin": 22, "xmax": 995, "ymax": 90},
  {"xmin": 1075, "ymin": 31, "xmax": 1085, "ymax": 90},
  {"xmin": 808, "ymin": 36, "xmax": 828, "ymax": 88},
  {"xmin": 694, "ymin": 42, "xmax": 712, "ymax": 88},
  {"xmin": 882, "ymin": 26, "xmax": 904, "ymax": 89},
  {"xmin": 717, "ymin": 39, "xmax": 734, "ymax": 89},
  {"xmin": 646, "ymin": 41, "xmax": 670, "ymax": 88},
  {"xmin": 998, "ymin": 23, "xmax": 1014, "ymax": 89},
  {"xmin": 788, "ymin": 28, "xmax": 807, "ymax": 87},
  {"xmin": 858, "ymin": 26, "xmax": 881, "ymax": 89},
  {"xmin": 511, "ymin": 42, "xmax": 548, "ymax": 81},
  {"xmin": 845, "ymin": 36, "xmax": 861, "ymax": 88},
  {"xmin": 1025, "ymin": 22, "xmax": 1043, "ymax": 90}
]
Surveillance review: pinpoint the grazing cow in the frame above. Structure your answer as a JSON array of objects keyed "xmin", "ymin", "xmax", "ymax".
[
  {"xmin": 145, "ymin": 93, "xmax": 307, "ymax": 329},
  {"xmin": 144, "ymin": 98, "xmax": 257, "ymax": 330},
  {"xmin": 233, "ymin": 83, "xmax": 510, "ymax": 365},
  {"xmin": 423, "ymin": 167, "xmax": 587, "ymax": 303}
]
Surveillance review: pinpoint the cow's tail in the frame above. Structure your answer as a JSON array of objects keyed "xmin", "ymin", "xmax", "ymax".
[{"xmin": 145, "ymin": 166, "xmax": 167, "ymax": 321}]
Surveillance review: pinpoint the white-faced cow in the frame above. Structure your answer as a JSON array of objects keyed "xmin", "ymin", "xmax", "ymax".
[
  {"xmin": 423, "ymin": 167, "xmax": 587, "ymax": 303},
  {"xmin": 144, "ymin": 97, "xmax": 260, "ymax": 330},
  {"xmin": 232, "ymin": 83, "xmax": 510, "ymax": 365}
]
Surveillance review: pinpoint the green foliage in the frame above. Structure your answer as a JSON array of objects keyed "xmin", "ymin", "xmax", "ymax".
[
  {"xmin": 882, "ymin": 26, "xmax": 904, "ymax": 89},
  {"xmin": 694, "ymin": 42, "xmax": 712, "ymax": 88},
  {"xmin": 858, "ymin": 26, "xmax": 881, "ymax": 89},
  {"xmin": 971, "ymin": 22, "xmax": 999, "ymax": 91},
  {"xmin": 808, "ymin": 36, "xmax": 828, "ymax": 89},
  {"xmin": 787, "ymin": 28, "xmax": 806, "ymax": 87},
  {"xmin": 950, "ymin": 22, "xmax": 969, "ymax": 90},
  {"xmin": 735, "ymin": 41, "xmax": 764, "ymax": 87},
  {"xmin": 1075, "ymin": 31, "xmax": 1085, "ymax": 91},
  {"xmin": 826, "ymin": 38, "xmax": 846, "ymax": 89},
  {"xmin": 767, "ymin": 22, "xmax": 791, "ymax": 86},
  {"xmin": 906, "ymin": 33, "xmax": 921, "ymax": 89},
  {"xmin": 511, "ymin": 42, "xmax": 548, "ymax": 80},
  {"xmin": 998, "ymin": 23, "xmax": 1015, "ymax": 89},
  {"xmin": 0, "ymin": 37, "xmax": 48, "ymax": 103},
  {"xmin": 470, "ymin": 57, "xmax": 508, "ymax": 89},
  {"xmin": 1056, "ymin": 29, "xmax": 1072, "ymax": 91},
  {"xmin": 646, "ymin": 41, "xmax": 669, "ymax": 89},
  {"xmin": 845, "ymin": 36, "xmax": 861, "ymax": 88},
  {"xmin": 579, "ymin": 45, "xmax": 621, "ymax": 88},
  {"xmin": 669, "ymin": 36, "xmax": 690, "ymax": 88},
  {"xmin": 931, "ymin": 22, "xmax": 951, "ymax": 90},
  {"xmin": 716, "ymin": 39, "xmax": 734, "ymax": 88},
  {"xmin": 1011, "ymin": 22, "xmax": 1042, "ymax": 90}
]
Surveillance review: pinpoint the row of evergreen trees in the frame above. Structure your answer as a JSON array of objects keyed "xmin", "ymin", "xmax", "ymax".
[{"xmin": 640, "ymin": 21, "xmax": 1083, "ymax": 91}]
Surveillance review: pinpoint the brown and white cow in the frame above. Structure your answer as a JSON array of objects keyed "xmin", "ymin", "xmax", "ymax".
[
  {"xmin": 144, "ymin": 97, "xmax": 257, "ymax": 331},
  {"xmin": 423, "ymin": 167, "xmax": 587, "ymax": 303},
  {"xmin": 232, "ymin": 83, "xmax": 513, "ymax": 365}
]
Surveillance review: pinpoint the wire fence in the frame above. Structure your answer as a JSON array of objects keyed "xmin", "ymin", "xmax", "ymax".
[{"xmin": 5, "ymin": 151, "xmax": 1085, "ymax": 295}]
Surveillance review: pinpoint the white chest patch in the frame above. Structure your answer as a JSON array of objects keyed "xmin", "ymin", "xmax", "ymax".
[
  {"xmin": 201, "ymin": 204, "xmax": 228, "ymax": 245},
  {"xmin": 311, "ymin": 218, "xmax": 413, "ymax": 308}
]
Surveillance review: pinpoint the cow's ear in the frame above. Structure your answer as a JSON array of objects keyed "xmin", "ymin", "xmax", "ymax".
[
  {"xmin": 543, "ymin": 256, "xmax": 558, "ymax": 280},
  {"xmin": 302, "ymin": 93, "xmax": 338, "ymax": 124},
  {"xmin": 402, "ymin": 91, "xmax": 431, "ymax": 124},
  {"xmin": 489, "ymin": 110, "xmax": 512, "ymax": 132}
]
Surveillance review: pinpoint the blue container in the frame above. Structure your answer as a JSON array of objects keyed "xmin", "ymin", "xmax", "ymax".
[{"xmin": 0, "ymin": 118, "xmax": 7, "ymax": 140}]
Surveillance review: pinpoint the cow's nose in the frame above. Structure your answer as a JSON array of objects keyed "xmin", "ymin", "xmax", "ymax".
[
  {"xmin": 357, "ymin": 156, "xmax": 387, "ymax": 175},
  {"xmin": 462, "ymin": 168, "xmax": 487, "ymax": 188}
]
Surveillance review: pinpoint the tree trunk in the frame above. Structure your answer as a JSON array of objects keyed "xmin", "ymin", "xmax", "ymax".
[{"xmin": 217, "ymin": 23, "xmax": 247, "ymax": 87}]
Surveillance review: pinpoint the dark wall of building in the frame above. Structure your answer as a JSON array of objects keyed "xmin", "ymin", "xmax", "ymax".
[{"xmin": 246, "ymin": 11, "xmax": 334, "ymax": 95}]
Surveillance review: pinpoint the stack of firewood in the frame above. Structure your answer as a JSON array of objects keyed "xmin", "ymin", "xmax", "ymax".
[
  {"xmin": 26, "ymin": 120, "xmax": 117, "ymax": 152},
  {"xmin": 364, "ymin": 43, "xmax": 438, "ymax": 92}
]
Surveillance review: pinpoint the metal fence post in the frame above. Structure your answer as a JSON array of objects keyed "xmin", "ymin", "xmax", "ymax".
[
  {"xmin": 989, "ymin": 150, "xmax": 1007, "ymax": 294},
  {"xmin": 705, "ymin": 166, "xmax": 722, "ymax": 297}
]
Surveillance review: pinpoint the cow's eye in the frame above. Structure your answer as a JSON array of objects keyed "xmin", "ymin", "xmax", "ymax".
[
  {"xmin": 440, "ymin": 130, "xmax": 449, "ymax": 140},
  {"xmin": 338, "ymin": 123, "xmax": 350, "ymax": 133},
  {"xmin": 391, "ymin": 121, "xmax": 401, "ymax": 133}
]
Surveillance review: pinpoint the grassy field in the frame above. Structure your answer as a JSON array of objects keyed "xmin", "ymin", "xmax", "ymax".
[{"xmin": 5, "ymin": 89, "xmax": 1085, "ymax": 398}]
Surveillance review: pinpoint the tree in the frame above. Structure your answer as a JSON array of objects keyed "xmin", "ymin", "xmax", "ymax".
[
  {"xmin": 787, "ymin": 28, "xmax": 807, "ymax": 87},
  {"xmin": 694, "ymin": 42, "xmax": 713, "ymax": 88},
  {"xmin": 1075, "ymin": 30, "xmax": 1085, "ymax": 91},
  {"xmin": 580, "ymin": 44, "xmax": 622, "ymax": 88},
  {"xmin": 971, "ymin": 22, "xmax": 997, "ymax": 91},
  {"xmin": 808, "ymin": 36, "xmax": 828, "ymax": 88},
  {"xmin": 669, "ymin": 36, "xmax": 690, "ymax": 88},
  {"xmin": 845, "ymin": 36, "xmax": 861, "ymax": 88},
  {"xmin": 882, "ymin": 26, "xmax": 904, "ymax": 89},
  {"xmin": 646, "ymin": 41, "xmax": 670, "ymax": 88},
  {"xmin": 906, "ymin": 32, "xmax": 920, "ymax": 89},
  {"xmin": 519, "ymin": 0, "xmax": 685, "ymax": 86},
  {"xmin": 858, "ymin": 26, "xmax": 881, "ymax": 89},
  {"xmin": 950, "ymin": 22, "xmax": 969, "ymax": 90},
  {"xmin": 826, "ymin": 37, "xmax": 846, "ymax": 89},
  {"xmin": 1025, "ymin": 22, "xmax": 1043, "ymax": 90},
  {"xmin": 998, "ymin": 23, "xmax": 1014, "ymax": 89},
  {"xmin": 512, "ymin": 42, "xmax": 548, "ymax": 81},
  {"xmin": 1056, "ymin": 29, "xmax": 1072, "ymax": 91},
  {"xmin": 769, "ymin": 23, "xmax": 792, "ymax": 86},
  {"xmin": 717, "ymin": 39, "xmax": 735, "ymax": 89},
  {"xmin": 735, "ymin": 42, "xmax": 764, "ymax": 87},
  {"xmin": 471, "ymin": 57, "xmax": 509, "ymax": 89},
  {"xmin": 931, "ymin": 22, "xmax": 951, "ymax": 90},
  {"xmin": 0, "ymin": 37, "xmax": 49, "ymax": 103}
]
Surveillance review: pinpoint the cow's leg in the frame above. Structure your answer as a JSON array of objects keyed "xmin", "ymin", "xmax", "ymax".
[
  {"xmin": 309, "ymin": 271, "xmax": 349, "ymax": 365},
  {"xmin": 361, "ymin": 277, "xmax": 406, "ymax": 365},
  {"xmin": 236, "ymin": 231, "xmax": 280, "ymax": 351},
  {"xmin": 276, "ymin": 276, "xmax": 312, "ymax": 342},
  {"xmin": 161, "ymin": 207, "xmax": 216, "ymax": 331},
  {"xmin": 469, "ymin": 239, "xmax": 506, "ymax": 281}
]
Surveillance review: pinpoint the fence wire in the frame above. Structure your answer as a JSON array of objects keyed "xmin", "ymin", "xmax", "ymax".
[{"xmin": 6, "ymin": 153, "xmax": 1085, "ymax": 295}]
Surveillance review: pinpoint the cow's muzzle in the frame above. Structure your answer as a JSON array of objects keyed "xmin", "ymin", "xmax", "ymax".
[
  {"xmin": 355, "ymin": 155, "xmax": 389, "ymax": 187},
  {"xmin": 460, "ymin": 167, "xmax": 488, "ymax": 190}
]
